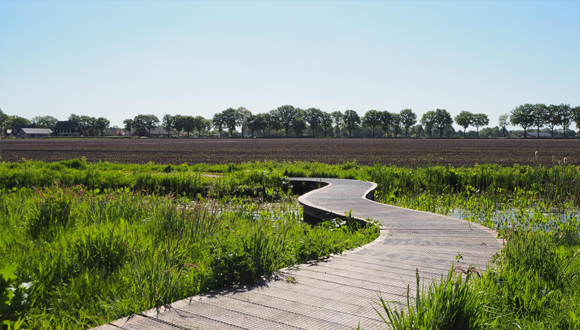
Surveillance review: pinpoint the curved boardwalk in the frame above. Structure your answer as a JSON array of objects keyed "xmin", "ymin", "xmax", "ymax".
[{"xmin": 95, "ymin": 178, "xmax": 502, "ymax": 330}]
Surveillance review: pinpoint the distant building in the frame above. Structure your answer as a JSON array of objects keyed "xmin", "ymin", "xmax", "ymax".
[
  {"xmin": 16, "ymin": 128, "xmax": 53, "ymax": 139},
  {"xmin": 525, "ymin": 132, "xmax": 552, "ymax": 138},
  {"xmin": 132, "ymin": 126, "xmax": 176, "ymax": 138},
  {"xmin": 102, "ymin": 127, "xmax": 123, "ymax": 136},
  {"xmin": 54, "ymin": 121, "xmax": 85, "ymax": 137},
  {"xmin": 9, "ymin": 124, "xmax": 36, "ymax": 137}
]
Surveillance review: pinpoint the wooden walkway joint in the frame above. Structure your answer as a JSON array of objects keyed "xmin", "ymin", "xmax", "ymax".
[{"xmin": 94, "ymin": 178, "xmax": 502, "ymax": 330}]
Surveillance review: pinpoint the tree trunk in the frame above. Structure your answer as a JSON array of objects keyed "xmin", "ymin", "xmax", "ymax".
[
  {"xmin": 537, "ymin": 126, "xmax": 540, "ymax": 138},
  {"xmin": 405, "ymin": 127, "xmax": 408, "ymax": 138},
  {"xmin": 476, "ymin": 127, "xmax": 479, "ymax": 138},
  {"xmin": 523, "ymin": 127, "xmax": 527, "ymax": 138}
]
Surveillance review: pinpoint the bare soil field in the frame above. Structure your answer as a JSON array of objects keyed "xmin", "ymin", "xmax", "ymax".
[{"xmin": 1, "ymin": 138, "xmax": 578, "ymax": 167}]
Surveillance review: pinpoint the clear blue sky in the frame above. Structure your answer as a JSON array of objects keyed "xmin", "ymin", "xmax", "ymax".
[{"xmin": 1, "ymin": 0, "xmax": 579, "ymax": 128}]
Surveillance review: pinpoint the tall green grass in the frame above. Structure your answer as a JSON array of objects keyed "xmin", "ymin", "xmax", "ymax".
[
  {"xmin": 0, "ymin": 186, "xmax": 378, "ymax": 329},
  {"xmin": 2, "ymin": 159, "xmax": 580, "ymax": 329},
  {"xmin": 367, "ymin": 165, "xmax": 580, "ymax": 330},
  {"xmin": 0, "ymin": 159, "xmax": 294, "ymax": 201},
  {"xmin": 375, "ymin": 228, "xmax": 580, "ymax": 330}
]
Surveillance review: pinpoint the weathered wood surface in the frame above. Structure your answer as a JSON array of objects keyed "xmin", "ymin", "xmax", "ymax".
[{"xmin": 93, "ymin": 178, "xmax": 502, "ymax": 329}]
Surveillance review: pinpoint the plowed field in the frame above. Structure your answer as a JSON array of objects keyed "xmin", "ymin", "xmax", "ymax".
[{"xmin": 1, "ymin": 138, "xmax": 579, "ymax": 167}]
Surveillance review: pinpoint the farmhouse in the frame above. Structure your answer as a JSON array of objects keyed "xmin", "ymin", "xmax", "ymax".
[
  {"xmin": 16, "ymin": 128, "xmax": 53, "ymax": 139},
  {"xmin": 132, "ymin": 127, "xmax": 177, "ymax": 138},
  {"xmin": 525, "ymin": 132, "xmax": 552, "ymax": 138},
  {"xmin": 9, "ymin": 124, "xmax": 36, "ymax": 137},
  {"xmin": 54, "ymin": 121, "xmax": 85, "ymax": 137}
]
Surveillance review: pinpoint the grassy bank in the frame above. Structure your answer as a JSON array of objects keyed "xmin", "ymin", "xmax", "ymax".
[{"xmin": 0, "ymin": 185, "xmax": 378, "ymax": 329}]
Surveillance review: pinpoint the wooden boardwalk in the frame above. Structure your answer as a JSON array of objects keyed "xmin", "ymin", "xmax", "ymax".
[{"xmin": 94, "ymin": 178, "xmax": 502, "ymax": 330}]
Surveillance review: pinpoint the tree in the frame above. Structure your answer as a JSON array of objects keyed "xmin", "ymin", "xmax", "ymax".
[
  {"xmin": 343, "ymin": 110, "xmax": 361, "ymax": 138},
  {"xmin": 362, "ymin": 110, "xmax": 381, "ymax": 138},
  {"xmin": 204, "ymin": 119, "xmax": 213, "ymax": 138},
  {"xmin": 0, "ymin": 109, "xmax": 8, "ymax": 135},
  {"xmin": 32, "ymin": 116, "xmax": 58, "ymax": 129},
  {"xmin": 292, "ymin": 114, "xmax": 306, "ymax": 138},
  {"xmin": 558, "ymin": 104, "xmax": 572, "ymax": 138},
  {"xmin": 498, "ymin": 114, "xmax": 509, "ymax": 137},
  {"xmin": 545, "ymin": 104, "xmax": 560, "ymax": 138},
  {"xmin": 253, "ymin": 113, "xmax": 270, "ymax": 137},
  {"xmin": 221, "ymin": 108, "xmax": 239, "ymax": 138},
  {"xmin": 275, "ymin": 105, "xmax": 297, "ymax": 138},
  {"xmin": 250, "ymin": 113, "xmax": 269, "ymax": 137},
  {"xmin": 471, "ymin": 114, "xmax": 489, "ymax": 138},
  {"xmin": 74, "ymin": 116, "xmax": 93, "ymax": 133},
  {"xmin": 69, "ymin": 114, "xmax": 82, "ymax": 122},
  {"xmin": 320, "ymin": 112, "xmax": 333, "ymax": 138},
  {"xmin": 391, "ymin": 113, "xmax": 401, "ymax": 137},
  {"xmin": 399, "ymin": 109, "xmax": 417, "ymax": 138},
  {"xmin": 212, "ymin": 113, "xmax": 225, "ymax": 137},
  {"xmin": 268, "ymin": 110, "xmax": 282, "ymax": 137},
  {"xmin": 194, "ymin": 116, "xmax": 206, "ymax": 138},
  {"xmin": 162, "ymin": 114, "xmax": 175, "ymax": 138},
  {"xmin": 434, "ymin": 109, "xmax": 453, "ymax": 138},
  {"xmin": 75, "ymin": 116, "xmax": 93, "ymax": 134},
  {"xmin": 572, "ymin": 106, "xmax": 580, "ymax": 132},
  {"xmin": 236, "ymin": 107, "xmax": 252, "ymax": 138},
  {"xmin": 7, "ymin": 116, "xmax": 31, "ymax": 129},
  {"xmin": 380, "ymin": 111, "xmax": 393, "ymax": 137},
  {"xmin": 331, "ymin": 111, "xmax": 344, "ymax": 137},
  {"xmin": 173, "ymin": 115, "xmax": 185, "ymax": 137},
  {"xmin": 183, "ymin": 116, "xmax": 196, "ymax": 138},
  {"xmin": 123, "ymin": 119, "xmax": 134, "ymax": 134},
  {"xmin": 133, "ymin": 114, "xmax": 159, "ymax": 137},
  {"xmin": 510, "ymin": 104, "xmax": 534, "ymax": 138},
  {"xmin": 454, "ymin": 111, "xmax": 473, "ymax": 137},
  {"xmin": 303, "ymin": 108, "xmax": 322, "ymax": 138},
  {"xmin": 420, "ymin": 111, "xmax": 437, "ymax": 138},
  {"xmin": 532, "ymin": 104, "xmax": 547, "ymax": 137},
  {"xmin": 96, "ymin": 117, "xmax": 110, "ymax": 136}
]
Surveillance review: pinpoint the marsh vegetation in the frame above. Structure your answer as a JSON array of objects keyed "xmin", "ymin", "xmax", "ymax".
[{"xmin": 1, "ymin": 159, "xmax": 579, "ymax": 329}]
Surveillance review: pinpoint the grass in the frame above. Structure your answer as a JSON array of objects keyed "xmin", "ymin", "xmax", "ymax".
[
  {"xmin": 367, "ymin": 165, "xmax": 580, "ymax": 329},
  {"xmin": 0, "ymin": 185, "xmax": 378, "ymax": 329},
  {"xmin": 375, "ymin": 228, "xmax": 580, "ymax": 330},
  {"xmin": 1, "ymin": 159, "xmax": 580, "ymax": 329}
]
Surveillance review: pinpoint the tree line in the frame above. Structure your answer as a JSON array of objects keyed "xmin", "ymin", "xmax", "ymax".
[{"xmin": 2, "ymin": 104, "xmax": 579, "ymax": 138}]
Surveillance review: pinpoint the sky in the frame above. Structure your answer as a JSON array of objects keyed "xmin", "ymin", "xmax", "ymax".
[{"xmin": 1, "ymin": 0, "xmax": 579, "ymax": 128}]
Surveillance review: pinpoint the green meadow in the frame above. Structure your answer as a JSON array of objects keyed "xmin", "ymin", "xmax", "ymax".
[{"xmin": 1, "ymin": 159, "xmax": 579, "ymax": 329}]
